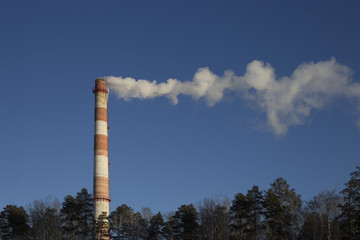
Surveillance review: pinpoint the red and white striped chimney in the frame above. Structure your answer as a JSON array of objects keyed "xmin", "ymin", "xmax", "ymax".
[{"xmin": 93, "ymin": 78, "xmax": 110, "ymax": 225}]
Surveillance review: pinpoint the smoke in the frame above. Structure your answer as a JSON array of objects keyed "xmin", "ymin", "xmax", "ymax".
[{"xmin": 105, "ymin": 58, "xmax": 360, "ymax": 135}]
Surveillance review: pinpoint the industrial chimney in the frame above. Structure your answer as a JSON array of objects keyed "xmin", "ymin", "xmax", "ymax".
[{"xmin": 93, "ymin": 78, "xmax": 110, "ymax": 238}]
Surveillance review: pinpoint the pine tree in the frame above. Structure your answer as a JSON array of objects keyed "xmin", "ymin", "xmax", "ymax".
[
  {"xmin": 339, "ymin": 166, "xmax": 360, "ymax": 239},
  {"xmin": 245, "ymin": 186, "xmax": 264, "ymax": 240},
  {"xmin": 95, "ymin": 212, "xmax": 110, "ymax": 240},
  {"xmin": 110, "ymin": 204, "xmax": 134, "ymax": 239},
  {"xmin": 0, "ymin": 205, "xmax": 30, "ymax": 240},
  {"xmin": 263, "ymin": 178, "xmax": 301, "ymax": 240},
  {"xmin": 60, "ymin": 188, "xmax": 94, "ymax": 239},
  {"xmin": 230, "ymin": 185, "xmax": 264, "ymax": 240},
  {"xmin": 75, "ymin": 188, "xmax": 94, "ymax": 239},
  {"xmin": 61, "ymin": 195, "xmax": 78, "ymax": 239},
  {"xmin": 231, "ymin": 192, "xmax": 250, "ymax": 239},
  {"xmin": 148, "ymin": 212, "xmax": 165, "ymax": 240},
  {"xmin": 173, "ymin": 204, "xmax": 199, "ymax": 240},
  {"xmin": 163, "ymin": 213, "xmax": 175, "ymax": 240}
]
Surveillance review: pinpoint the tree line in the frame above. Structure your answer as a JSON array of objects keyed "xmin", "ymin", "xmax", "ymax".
[{"xmin": 1, "ymin": 166, "xmax": 359, "ymax": 240}]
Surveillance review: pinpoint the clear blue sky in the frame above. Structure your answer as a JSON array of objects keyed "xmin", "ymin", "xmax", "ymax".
[{"xmin": 1, "ymin": 0, "xmax": 359, "ymax": 214}]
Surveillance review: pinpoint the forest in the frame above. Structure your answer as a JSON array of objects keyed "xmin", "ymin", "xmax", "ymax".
[{"xmin": 1, "ymin": 166, "xmax": 359, "ymax": 240}]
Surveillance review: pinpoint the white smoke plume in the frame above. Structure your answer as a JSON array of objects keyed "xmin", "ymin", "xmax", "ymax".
[{"xmin": 105, "ymin": 58, "xmax": 360, "ymax": 135}]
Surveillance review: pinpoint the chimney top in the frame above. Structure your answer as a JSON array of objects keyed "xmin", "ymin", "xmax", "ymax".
[{"xmin": 93, "ymin": 78, "xmax": 108, "ymax": 93}]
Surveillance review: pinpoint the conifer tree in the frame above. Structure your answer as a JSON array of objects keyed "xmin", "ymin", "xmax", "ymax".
[
  {"xmin": 95, "ymin": 212, "xmax": 110, "ymax": 240},
  {"xmin": 263, "ymin": 178, "xmax": 301, "ymax": 240},
  {"xmin": 148, "ymin": 212, "xmax": 165, "ymax": 240},
  {"xmin": 339, "ymin": 166, "xmax": 360, "ymax": 239},
  {"xmin": 0, "ymin": 205, "xmax": 30, "ymax": 240},
  {"xmin": 231, "ymin": 192, "xmax": 250, "ymax": 239},
  {"xmin": 110, "ymin": 204, "xmax": 134, "ymax": 239},
  {"xmin": 173, "ymin": 204, "xmax": 199, "ymax": 240},
  {"xmin": 75, "ymin": 188, "xmax": 94, "ymax": 239},
  {"xmin": 231, "ymin": 185, "xmax": 264, "ymax": 240},
  {"xmin": 60, "ymin": 188, "xmax": 94, "ymax": 239},
  {"xmin": 61, "ymin": 195, "xmax": 79, "ymax": 239}
]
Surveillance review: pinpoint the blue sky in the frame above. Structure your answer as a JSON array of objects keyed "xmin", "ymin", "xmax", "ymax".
[{"xmin": 1, "ymin": 0, "xmax": 360, "ymax": 214}]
